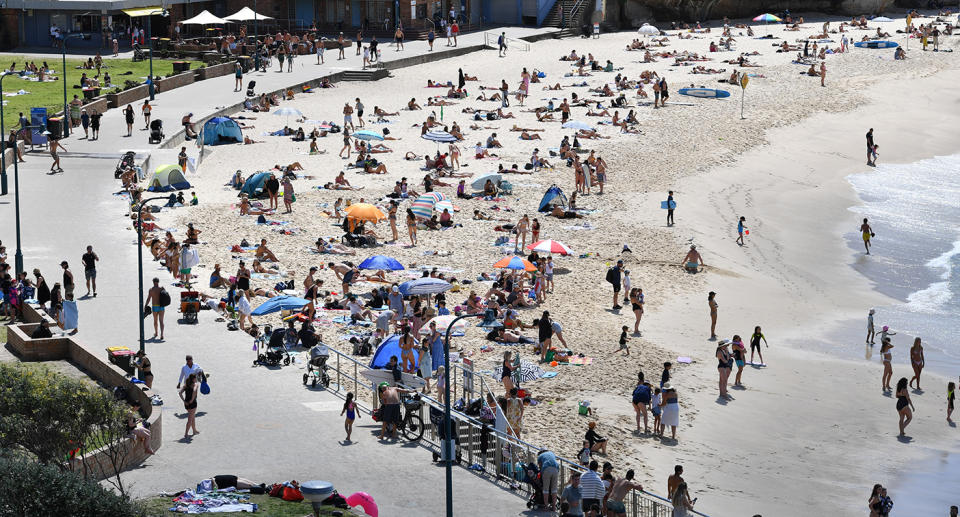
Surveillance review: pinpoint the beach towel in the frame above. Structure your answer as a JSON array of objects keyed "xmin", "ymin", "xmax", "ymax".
[
  {"xmin": 542, "ymin": 371, "xmax": 559, "ymax": 378},
  {"xmin": 568, "ymin": 356, "xmax": 593, "ymax": 366},
  {"xmin": 61, "ymin": 300, "xmax": 78, "ymax": 330},
  {"xmin": 251, "ymin": 272, "xmax": 284, "ymax": 280}
]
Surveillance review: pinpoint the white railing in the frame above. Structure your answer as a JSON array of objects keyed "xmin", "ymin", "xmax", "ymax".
[
  {"xmin": 319, "ymin": 347, "xmax": 710, "ymax": 517},
  {"xmin": 483, "ymin": 32, "xmax": 531, "ymax": 51}
]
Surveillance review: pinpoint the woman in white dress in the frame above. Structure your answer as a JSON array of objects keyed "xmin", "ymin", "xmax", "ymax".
[
  {"xmin": 671, "ymin": 482, "xmax": 695, "ymax": 516},
  {"xmin": 660, "ymin": 383, "xmax": 680, "ymax": 441},
  {"xmin": 421, "ymin": 321, "xmax": 438, "ymax": 393}
]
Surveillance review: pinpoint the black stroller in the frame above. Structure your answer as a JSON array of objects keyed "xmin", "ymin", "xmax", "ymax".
[
  {"xmin": 132, "ymin": 42, "xmax": 146, "ymax": 62},
  {"xmin": 302, "ymin": 344, "xmax": 332, "ymax": 388},
  {"xmin": 114, "ymin": 151, "xmax": 136, "ymax": 178},
  {"xmin": 246, "ymin": 80, "xmax": 257, "ymax": 97},
  {"xmin": 148, "ymin": 120, "xmax": 164, "ymax": 144},
  {"xmin": 524, "ymin": 462, "xmax": 546, "ymax": 510},
  {"xmin": 254, "ymin": 326, "xmax": 292, "ymax": 367},
  {"xmin": 429, "ymin": 406, "xmax": 462, "ymax": 463}
]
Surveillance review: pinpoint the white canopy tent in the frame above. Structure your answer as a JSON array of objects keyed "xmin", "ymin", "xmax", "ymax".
[
  {"xmin": 224, "ymin": 7, "xmax": 274, "ymax": 21},
  {"xmin": 181, "ymin": 10, "xmax": 228, "ymax": 25}
]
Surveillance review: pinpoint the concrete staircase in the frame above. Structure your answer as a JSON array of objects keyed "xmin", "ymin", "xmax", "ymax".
[
  {"xmin": 339, "ymin": 69, "xmax": 390, "ymax": 81},
  {"xmin": 541, "ymin": 0, "xmax": 587, "ymax": 29}
]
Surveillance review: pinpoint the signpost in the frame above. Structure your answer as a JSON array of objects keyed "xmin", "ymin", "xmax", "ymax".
[{"xmin": 739, "ymin": 73, "xmax": 749, "ymax": 119}]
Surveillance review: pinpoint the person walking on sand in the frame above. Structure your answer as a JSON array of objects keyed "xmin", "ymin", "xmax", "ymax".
[
  {"xmin": 880, "ymin": 338, "xmax": 894, "ymax": 391},
  {"xmin": 708, "ymin": 291, "xmax": 718, "ymax": 339},
  {"xmin": 736, "ymin": 216, "xmax": 747, "ymax": 246},
  {"xmin": 48, "ymin": 138, "xmax": 66, "ymax": 173},
  {"xmin": 866, "ymin": 308, "xmax": 876, "ymax": 344},
  {"xmin": 666, "ymin": 190, "xmax": 675, "ymax": 226},
  {"xmin": 340, "ymin": 392, "xmax": 360, "ymax": 441},
  {"xmin": 716, "ymin": 341, "xmax": 733, "ymax": 399},
  {"xmin": 616, "ymin": 325, "xmax": 631, "ymax": 355},
  {"xmin": 632, "ymin": 374, "xmax": 651, "ymax": 434},
  {"xmin": 861, "ymin": 218, "xmax": 874, "ymax": 254},
  {"xmin": 749, "ymin": 326, "xmax": 768, "ymax": 365},
  {"xmin": 606, "ymin": 260, "xmax": 624, "ymax": 310},
  {"xmin": 515, "ymin": 214, "xmax": 530, "ymax": 251},
  {"xmin": 355, "ymin": 98, "xmax": 365, "ymax": 128},
  {"xmin": 731, "ymin": 335, "xmax": 747, "ymax": 386},
  {"xmin": 498, "ymin": 32, "xmax": 507, "ymax": 57},
  {"xmin": 947, "ymin": 381, "xmax": 955, "ymax": 424},
  {"xmin": 179, "ymin": 372, "xmax": 200, "ymax": 439},
  {"xmin": 406, "ymin": 208, "xmax": 418, "ymax": 246},
  {"xmin": 866, "ymin": 128, "xmax": 876, "ymax": 166},
  {"xmin": 629, "ymin": 288, "xmax": 644, "ymax": 334},
  {"xmin": 282, "ymin": 177, "xmax": 294, "ymax": 213},
  {"xmin": 339, "ymin": 128, "xmax": 351, "ymax": 159},
  {"xmin": 148, "ymin": 277, "xmax": 165, "ymax": 340},
  {"xmin": 343, "ymin": 102, "xmax": 355, "ymax": 132},
  {"xmin": 895, "ymin": 377, "xmax": 914, "ymax": 436},
  {"xmin": 908, "ymin": 337, "xmax": 925, "ymax": 390},
  {"xmin": 660, "ymin": 383, "xmax": 679, "ymax": 440},
  {"xmin": 820, "ymin": 62, "xmax": 827, "ymax": 87}
]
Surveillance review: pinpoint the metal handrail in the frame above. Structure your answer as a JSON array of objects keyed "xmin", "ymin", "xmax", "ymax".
[{"xmin": 318, "ymin": 345, "xmax": 711, "ymax": 517}]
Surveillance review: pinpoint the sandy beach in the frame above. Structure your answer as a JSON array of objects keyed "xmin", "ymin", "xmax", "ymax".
[{"xmin": 142, "ymin": 13, "xmax": 960, "ymax": 515}]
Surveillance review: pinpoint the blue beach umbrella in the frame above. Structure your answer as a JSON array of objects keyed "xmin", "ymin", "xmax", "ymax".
[
  {"xmin": 250, "ymin": 295, "xmax": 311, "ymax": 316},
  {"xmin": 358, "ymin": 255, "xmax": 404, "ymax": 271},
  {"xmin": 353, "ymin": 130, "xmax": 385, "ymax": 141},
  {"xmin": 399, "ymin": 277, "xmax": 452, "ymax": 296}
]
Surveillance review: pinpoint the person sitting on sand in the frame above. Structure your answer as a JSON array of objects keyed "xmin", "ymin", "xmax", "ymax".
[
  {"xmin": 550, "ymin": 205, "xmax": 583, "ymax": 219},
  {"xmin": 255, "ymin": 238, "xmax": 279, "ymax": 262},
  {"xmin": 239, "ymin": 195, "xmax": 269, "ymax": 216},
  {"xmin": 244, "ymin": 136, "xmax": 263, "ymax": 145},
  {"xmin": 475, "ymin": 143, "xmax": 497, "ymax": 159},
  {"xmin": 520, "ymin": 131, "xmax": 542, "ymax": 140},
  {"xmin": 251, "ymin": 258, "xmax": 279, "ymax": 274},
  {"xmin": 362, "ymin": 157, "xmax": 389, "ymax": 174},
  {"xmin": 682, "ymin": 245, "xmax": 704, "ymax": 272},
  {"xmin": 316, "ymin": 237, "xmax": 356, "ymax": 255},
  {"xmin": 577, "ymin": 129, "xmax": 608, "ymax": 139},
  {"xmin": 407, "ymin": 98, "xmax": 422, "ymax": 110},
  {"xmin": 483, "ymin": 179, "xmax": 498, "ymax": 197}
]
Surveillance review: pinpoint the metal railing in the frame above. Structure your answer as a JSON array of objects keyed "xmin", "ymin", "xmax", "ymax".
[
  {"xmin": 319, "ymin": 346, "xmax": 711, "ymax": 517},
  {"xmin": 483, "ymin": 32, "xmax": 530, "ymax": 51}
]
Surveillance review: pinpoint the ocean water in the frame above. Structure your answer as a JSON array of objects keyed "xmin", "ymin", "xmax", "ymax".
[
  {"xmin": 846, "ymin": 154, "xmax": 960, "ymax": 377},
  {"xmin": 846, "ymin": 154, "xmax": 960, "ymax": 516}
]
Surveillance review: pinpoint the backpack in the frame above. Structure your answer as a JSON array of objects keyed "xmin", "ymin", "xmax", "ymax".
[
  {"xmin": 158, "ymin": 288, "xmax": 171, "ymax": 307},
  {"xmin": 268, "ymin": 484, "xmax": 284, "ymax": 498},
  {"xmin": 605, "ymin": 267, "xmax": 617, "ymax": 285}
]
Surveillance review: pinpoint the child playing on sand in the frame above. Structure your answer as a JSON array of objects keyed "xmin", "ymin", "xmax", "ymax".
[
  {"xmin": 651, "ymin": 388, "xmax": 662, "ymax": 436},
  {"xmin": 616, "ymin": 326, "xmax": 630, "ymax": 355},
  {"xmin": 660, "ymin": 362, "xmax": 672, "ymax": 388},
  {"xmin": 340, "ymin": 392, "xmax": 360, "ymax": 441},
  {"xmin": 736, "ymin": 216, "xmax": 747, "ymax": 246}
]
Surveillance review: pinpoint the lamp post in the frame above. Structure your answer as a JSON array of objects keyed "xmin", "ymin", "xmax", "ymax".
[
  {"xmin": 441, "ymin": 308, "xmax": 501, "ymax": 517},
  {"xmin": 1, "ymin": 71, "xmax": 12, "ymax": 195},
  {"xmin": 136, "ymin": 195, "xmax": 170, "ymax": 354},
  {"xmin": 60, "ymin": 33, "xmax": 86, "ymax": 138},
  {"xmin": 254, "ymin": 0, "xmax": 259, "ymax": 70},
  {"xmin": 4, "ymin": 124, "xmax": 40, "ymax": 277}
]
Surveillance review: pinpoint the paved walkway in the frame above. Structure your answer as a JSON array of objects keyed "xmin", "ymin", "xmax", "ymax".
[{"xmin": 0, "ymin": 26, "xmax": 558, "ymax": 516}]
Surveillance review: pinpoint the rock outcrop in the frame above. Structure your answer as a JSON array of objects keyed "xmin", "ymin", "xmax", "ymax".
[{"xmin": 608, "ymin": 0, "xmax": 896, "ymax": 27}]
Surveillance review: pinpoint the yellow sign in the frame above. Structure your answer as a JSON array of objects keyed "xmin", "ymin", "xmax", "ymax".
[
  {"xmin": 123, "ymin": 6, "xmax": 164, "ymax": 18},
  {"xmin": 740, "ymin": 74, "xmax": 749, "ymax": 89}
]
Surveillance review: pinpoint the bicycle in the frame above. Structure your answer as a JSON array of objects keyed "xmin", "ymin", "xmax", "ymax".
[{"xmin": 375, "ymin": 393, "xmax": 425, "ymax": 441}]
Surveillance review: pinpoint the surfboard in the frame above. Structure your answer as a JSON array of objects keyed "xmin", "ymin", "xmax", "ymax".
[
  {"xmin": 678, "ymin": 88, "xmax": 731, "ymax": 99},
  {"xmin": 361, "ymin": 368, "xmax": 427, "ymax": 389},
  {"xmin": 660, "ymin": 200, "xmax": 677, "ymax": 209},
  {"xmin": 854, "ymin": 40, "xmax": 898, "ymax": 49}
]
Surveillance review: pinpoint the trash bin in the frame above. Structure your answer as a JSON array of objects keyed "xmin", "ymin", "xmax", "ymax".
[
  {"xmin": 46, "ymin": 117, "xmax": 63, "ymax": 140},
  {"xmin": 172, "ymin": 60, "xmax": 192, "ymax": 74},
  {"xmin": 106, "ymin": 346, "xmax": 136, "ymax": 376}
]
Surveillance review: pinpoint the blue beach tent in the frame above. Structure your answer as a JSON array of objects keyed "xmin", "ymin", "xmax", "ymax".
[
  {"xmin": 538, "ymin": 185, "xmax": 567, "ymax": 213},
  {"xmin": 241, "ymin": 172, "xmax": 271, "ymax": 198},
  {"xmin": 369, "ymin": 334, "xmax": 420, "ymax": 370},
  {"xmin": 202, "ymin": 116, "xmax": 243, "ymax": 145}
]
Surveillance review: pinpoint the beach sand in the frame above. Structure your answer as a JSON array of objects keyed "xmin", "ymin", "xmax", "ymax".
[{"xmin": 146, "ymin": 13, "xmax": 960, "ymax": 515}]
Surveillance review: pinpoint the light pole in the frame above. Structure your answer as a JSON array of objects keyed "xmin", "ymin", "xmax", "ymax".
[
  {"xmin": 145, "ymin": 9, "xmax": 169, "ymax": 100},
  {"xmin": 441, "ymin": 308, "xmax": 501, "ymax": 517},
  {"xmin": 60, "ymin": 33, "xmax": 87, "ymax": 138},
  {"xmin": 254, "ymin": 0, "xmax": 259, "ymax": 70},
  {"xmin": 5, "ymin": 124, "xmax": 40, "ymax": 277},
  {"xmin": 136, "ymin": 195, "xmax": 169, "ymax": 355},
  {"xmin": 1, "ymin": 71, "xmax": 12, "ymax": 195}
]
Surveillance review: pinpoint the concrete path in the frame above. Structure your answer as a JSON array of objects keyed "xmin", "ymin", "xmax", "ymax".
[{"xmin": 0, "ymin": 26, "xmax": 559, "ymax": 516}]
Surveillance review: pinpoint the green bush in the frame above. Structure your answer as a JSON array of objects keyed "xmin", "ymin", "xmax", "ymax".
[{"xmin": 0, "ymin": 455, "xmax": 146, "ymax": 517}]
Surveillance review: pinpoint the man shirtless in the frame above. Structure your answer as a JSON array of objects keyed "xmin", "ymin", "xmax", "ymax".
[
  {"xmin": 256, "ymin": 238, "xmax": 279, "ymax": 262},
  {"xmin": 681, "ymin": 245, "xmax": 704, "ymax": 272},
  {"xmin": 147, "ymin": 277, "xmax": 165, "ymax": 340},
  {"xmin": 327, "ymin": 262, "xmax": 357, "ymax": 294},
  {"xmin": 377, "ymin": 383, "xmax": 415, "ymax": 439},
  {"xmin": 606, "ymin": 470, "xmax": 644, "ymax": 517}
]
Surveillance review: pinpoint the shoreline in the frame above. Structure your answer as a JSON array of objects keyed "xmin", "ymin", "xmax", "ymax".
[{"xmin": 637, "ymin": 62, "xmax": 960, "ymax": 515}]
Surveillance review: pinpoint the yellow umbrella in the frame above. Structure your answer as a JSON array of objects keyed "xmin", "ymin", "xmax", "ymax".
[{"xmin": 344, "ymin": 203, "xmax": 386, "ymax": 224}]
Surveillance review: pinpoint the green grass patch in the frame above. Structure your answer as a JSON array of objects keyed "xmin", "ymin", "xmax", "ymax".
[
  {"xmin": 143, "ymin": 493, "xmax": 350, "ymax": 516},
  {"xmin": 0, "ymin": 324, "xmax": 7, "ymax": 345},
  {"xmin": 1, "ymin": 55, "xmax": 199, "ymax": 129}
]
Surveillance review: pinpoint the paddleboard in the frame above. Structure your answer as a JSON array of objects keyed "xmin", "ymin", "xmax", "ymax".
[
  {"xmin": 660, "ymin": 200, "xmax": 677, "ymax": 209},
  {"xmin": 854, "ymin": 40, "xmax": 898, "ymax": 49},
  {"xmin": 678, "ymin": 88, "xmax": 731, "ymax": 99},
  {"xmin": 361, "ymin": 368, "xmax": 427, "ymax": 389}
]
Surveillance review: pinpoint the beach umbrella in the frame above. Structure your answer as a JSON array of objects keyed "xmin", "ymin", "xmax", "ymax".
[
  {"xmin": 353, "ymin": 130, "xmax": 385, "ymax": 141},
  {"xmin": 419, "ymin": 314, "xmax": 466, "ymax": 335},
  {"xmin": 251, "ymin": 295, "xmax": 310, "ymax": 316},
  {"xmin": 494, "ymin": 361, "xmax": 545, "ymax": 383},
  {"xmin": 434, "ymin": 199, "xmax": 455, "ymax": 215},
  {"xmin": 272, "ymin": 106, "xmax": 303, "ymax": 125},
  {"xmin": 752, "ymin": 13, "xmax": 781, "ymax": 22},
  {"xmin": 358, "ymin": 255, "xmax": 404, "ymax": 271},
  {"xmin": 638, "ymin": 24, "xmax": 659, "ymax": 37},
  {"xmin": 526, "ymin": 239, "xmax": 573, "ymax": 256},
  {"xmin": 224, "ymin": 6, "xmax": 273, "ymax": 21},
  {"xmin": 421, "ymin": 130, "xmax": 458, "ymax": 143},
  {"xmin": 182, "ymin": 10, "xmax": 228, "ymax": 25},
  {"xmin": 344, "ymin": 203, "xmax": 386, "ymax": 224},
  {"xmin": 561, "ymin": 120, "xmax": 594, "ymax": 131},
  {"xmin": 494, "ymin": 256, "xmax": 537, "ymax": 272},
  {"xmin": 410, "ymin": 192, "xmax": 447, "ymax": 219},
  {"xmin": 471, "ymin": 173, "xmax": 502, "ymax": 191},
  {"xmin": 398, "ymin": 277, "xmax": 452, "ymax": 295},
  {"xmin": 872, "ymin": 16, "xmax": 893, "ymax": 22}
]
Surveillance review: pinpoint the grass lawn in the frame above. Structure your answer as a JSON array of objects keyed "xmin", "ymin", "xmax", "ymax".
[
  {"xmin": 1, "ymin": 55, "xmax": 198, "ymax": 129},
  {"xmin": 143, "ymin": 493, "xmax": 352, "ymax": 516},
  {"xmin": 0, "ymin": 324, "xmax": 6, "ymax": 345}
]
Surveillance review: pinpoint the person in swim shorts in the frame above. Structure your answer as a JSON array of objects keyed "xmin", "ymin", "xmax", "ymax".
[
  {"xmin": 148, "ymin": 277, "xmax": 165, "ymax": 340},
  {"xmin": 860, "ymin": 217, "xmax": 873, "ymax": 254}
]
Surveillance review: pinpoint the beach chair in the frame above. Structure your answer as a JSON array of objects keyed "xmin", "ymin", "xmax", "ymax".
[{"xmin": 498, "ymin": 180, "xmax": 514, "ymax": 195}]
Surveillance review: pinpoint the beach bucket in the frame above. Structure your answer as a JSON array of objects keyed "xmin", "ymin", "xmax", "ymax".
[{"xmin": 578, "ymin": 401, "xmax": 591, "ymax": 415}]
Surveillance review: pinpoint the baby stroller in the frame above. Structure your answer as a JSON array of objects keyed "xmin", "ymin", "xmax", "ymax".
[
  {"xmin": 114, "ymin": 151, "xmax": 136, "ymax": 178},
  {"xmin": 524, "ymin": 462, "xmax": 546, "ymax": 510},
  {"xmin": 132, "ymin": 42, "xmax": 146, "ymax": 62},
  {"xmin": 254, "ymin": 325, "xmax": 291, "ymax": 366},
  {"xmin": 302, "ymin": 344, "xmax": 332, "ymax": 388},
  {"xmin": 148, "ymin": 120, "xmax": 164, "ymax": 144},
  {"xmin": 429, "ymin": 406, "xmax": 463, "ymax": 463},
  {"xmin": 246, "ymin": 80, "xmax": 257, "ymax": 97}
]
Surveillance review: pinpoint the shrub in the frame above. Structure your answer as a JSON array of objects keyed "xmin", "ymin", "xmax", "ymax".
[{"xmin": 0, "ymin": 455, "xmax": 146, "ymax": 517}]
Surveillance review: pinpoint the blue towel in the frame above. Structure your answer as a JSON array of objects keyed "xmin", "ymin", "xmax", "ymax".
[{"xmin": 61, "ymin": 300, "xmax": 78, "ymax": 330}]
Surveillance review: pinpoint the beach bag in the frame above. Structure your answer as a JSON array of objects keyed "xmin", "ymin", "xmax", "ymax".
[
  {"xmin": 605, "ymin": 267, "xmax": 618, "ymax": 285},
  {"xmin": 199, "ymin": 378, "xmax": 211, "ymax": 395},
  {"xmin": 269, "ymin": 484, "xmax": 284, "ymax": 498},
  {"xmin": 282, "ymin": 486, "xmax": 303, "ymax": 502},
  {"xmin": 257, "ymin": 215, "xmax": 267, "ymax": 224},
  {"xmin": 158, "ymin": 288, "xmax": 171, "ymax": 307}
]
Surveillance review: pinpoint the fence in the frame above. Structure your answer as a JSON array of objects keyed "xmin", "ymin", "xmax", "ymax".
[
  {"xmin": 321, "ymin": 347, "xmax": 710, "ymax": 517},
  {"xmin": 484, "ymin": 32, "xmax": 530, "ymax": 51}
]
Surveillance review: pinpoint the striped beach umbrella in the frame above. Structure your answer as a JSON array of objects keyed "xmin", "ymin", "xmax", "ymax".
[
  {"xmin": 493, "ymin": 256, "xmax": 537, "ymax": 272},
  {"xmin": 526, "ymin": 239, "xmax": 573, "ymax": 256},
  {"xmin": 410, "ymin": 192, "xmax": 447, "ymax": 219},
  {"xmin": 752, "ymin": 13, "xmax": 781, "ymax": 22}
]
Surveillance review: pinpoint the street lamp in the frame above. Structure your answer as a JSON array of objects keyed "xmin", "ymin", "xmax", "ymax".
[
  {"xmin": 60, "ymin": 33, "xmax": 87, "ymax": 138},
  {"xmin": 254, "ymin": 0, "xmax": 260, "ymax": 71},
  {"xmin": 136, "ymin": 195, "xmax": 169, "ymax": 355},
  {"xmin": 1, "ymin": 70, "xmax": 14, "ymax": 195},
  {"xmin": 145, "ymin": 9, "xmax": 170, "ymax": 100},
  {"xmin": 2, "ymin": 123, "xmax": 41, "ymax": 277},
  {"xmin": 441, "ymin": 308, "xmax": 501, "ymax": 517}
]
